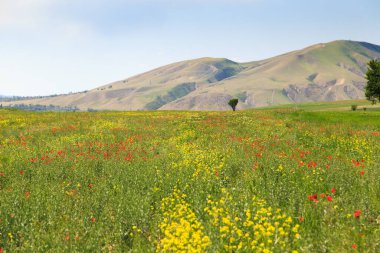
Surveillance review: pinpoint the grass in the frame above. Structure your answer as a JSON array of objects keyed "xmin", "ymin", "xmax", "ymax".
[
  {"xmin": 0, "ymin": 105, "xmax": 379, "ymax": 252},
  {"xmin": 260, "ymin": 99, "xmax": 380, "ymax": 111}
]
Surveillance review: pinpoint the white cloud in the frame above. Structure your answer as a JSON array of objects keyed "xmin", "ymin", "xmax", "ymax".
[
  {"xmin": 0, "ymin": 0, "xmax": 60, "ymax": 27},
  {"xmin": 0, "ymin": 0, "xmax": 96, "ymax": 42}
]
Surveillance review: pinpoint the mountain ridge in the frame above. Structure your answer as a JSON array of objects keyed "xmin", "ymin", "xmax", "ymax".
[{"xmin": 3, "ymin": 40, "xmax": 380, "ymax": 111}]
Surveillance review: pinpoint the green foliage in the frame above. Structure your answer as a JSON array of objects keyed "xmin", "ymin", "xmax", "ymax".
[
  {"xmin": 236, "ymin": 91, "xmax": 248, "ymax": 103},
  {"xmin": 3, "ymin": 103, "xmax": 79, "ymax": 112},
  {"xmin": 144, "ymin": 82, "xmax": 196, "ymax": 110},
  {"xmin": 207, "ymin": 59, "xmax": 244, "ymax": 83},
  {"xmin": 228, "ymin": 98, "xmax": 238, "ymax": 111},
  {"xmin": 365, "ymin": 59, "xmax": 380, "ymax": 104},
  {"xmin": 351, "ymin": 104, "xmax": 358, "ymax": 111}
]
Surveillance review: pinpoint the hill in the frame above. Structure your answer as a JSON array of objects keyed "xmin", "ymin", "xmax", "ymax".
[{"xmin": 4, "ymin": 40, "xmax": 380, "ymax": 111}]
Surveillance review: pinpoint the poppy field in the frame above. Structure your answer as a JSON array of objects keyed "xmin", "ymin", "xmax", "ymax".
[{"xmin": 0, "ymin": 108, "xmax": 379, "ymax": 252}]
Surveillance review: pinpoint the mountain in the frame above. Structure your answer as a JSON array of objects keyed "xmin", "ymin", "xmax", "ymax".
[{"xmin": 4, "ymin": 40, "xmax": 380, "ymax": 111}]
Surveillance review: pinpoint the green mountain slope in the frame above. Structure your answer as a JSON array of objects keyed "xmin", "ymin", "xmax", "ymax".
[{"xmin": 4, "ymin": 40, "xmax": 380, "ymax": 111}]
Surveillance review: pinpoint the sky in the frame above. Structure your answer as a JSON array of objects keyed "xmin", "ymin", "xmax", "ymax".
[{"xmin": 0, "ymin": 0, "xmax": 379, "ymax": 96}]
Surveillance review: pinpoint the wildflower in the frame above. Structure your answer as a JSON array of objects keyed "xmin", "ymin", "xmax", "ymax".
[
  {"xmin": 158, "ymin": 189, "xmax": 210, "ymax": 252},
  {"xmin": 88, "ymin": 183, "xmax": 93, "ymax": 189},
  {"xmin": 0, "ymin": 172, "xmax": 4, "ymax": 177},
  {"xmin": 354, "ymin": 210, "xmax": 361, "ymax": 218},
  {"xmin": 299, "ymin": 216, "xmax": 304, "ymax": 222},
  {"xmin": 308, "ymin": 194, "xmax": 318, "ymax": 202},
  {"xmin": 352, "ymin": 244, "xmax": 357, "ymax": 250},
  {"xmin": 320, "ymin": 193, "xmax": 325, "ymax": 198},
  {"xmin": 20, "ymin": 170, "xmax": 24, "ymax": 175},
  {"xmin": 91, "ymin": 217, "xmax": 96, "ymax": 223},
  {"xmin": 352, "ymin": 159, "xmax": 360, "ymax": 167},
  {"xmin": 359, "ymin": 171, "xmax": 365, "ymax": 175},
  {"xmin": 25, "ymin": 191, "xmax": 30, "ymax": 200},
  {"xmin": 326, "ymin": 196, "xmax": 332, "ymax": 202},
  {"xmin": 331, "ymin": 188, "xmax": 336, "ymax": 194}
]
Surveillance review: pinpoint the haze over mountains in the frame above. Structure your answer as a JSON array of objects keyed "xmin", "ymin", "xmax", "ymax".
[{"xmin": 4, "ymin": 40, "xmax": 380, "ymax": 111}]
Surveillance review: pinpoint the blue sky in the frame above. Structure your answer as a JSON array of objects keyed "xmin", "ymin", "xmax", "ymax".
[{"xmin": 1, "ymin": 0, "xmax": 379, "ymax": 96}]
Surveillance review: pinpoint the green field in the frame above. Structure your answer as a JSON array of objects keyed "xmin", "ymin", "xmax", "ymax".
[
  {"xmin": 0, "ymin": 105, "xmax": 379, "ymax": 252},
  {"xmin": 260, "ymin": 99, "xmax": 380, "ymax": 111}
]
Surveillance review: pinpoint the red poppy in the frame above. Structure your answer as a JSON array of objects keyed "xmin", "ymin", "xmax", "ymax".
[
  {"xmin": 299, "ymin": 216, "xmax": 304, "ymax": 222},
  {"xmin": 0, "ymin": 172, "xmax": 4, "ymax": 177},
  {"xmin": 331, "ymin": 188, "xmax": 336, "ymax": 194},
  {"xmin": 25, "ymin": 191, "xmax": 30, "ymax": 200},
  {"xmin": 359, "ymin": 171, "xmax": 365, "ymax": 175},
  {"xmin": 88, "ymin": 183, "xmax": 93, "ymax": 189},
  {"xmin": 20, "ymin": 170, "xmax": 24, "ymax": 175},
  {"xmin": 0, "ymin": 247, "xmax": 3, "ymax": 253},
  {"xmin": 352, "ymin": 159, "xmax": 360, "ymax": 167},
  {"xmin": 91, "ymin": 217, "xmax": 96, "ymax": 223},
  {"xmin": 352, "ymin": 244, "xmax": 357, "ymax": 250},
  {"xmin": 354, "ymin": 210, "xmax": 361, "ymax": 218},
  {"xmin": 320, "ymin": 193, "xmax": 325, "ymax": 198},
  {"xmin": 327, "ymin": 196, "xmax": 332, "ymax": 202},
  {"xmin": 308, "ymin": 194, "xmax": 318, "ymax": 202}
]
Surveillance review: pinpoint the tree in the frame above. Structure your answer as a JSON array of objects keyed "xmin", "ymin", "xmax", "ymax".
[
  {"xmin": 228, "ymin": 98, "xmax": 238, "ymax": 111},
  {"xmin": 365, "ymin": 59, "xmax": 380, "ymax": 104}
]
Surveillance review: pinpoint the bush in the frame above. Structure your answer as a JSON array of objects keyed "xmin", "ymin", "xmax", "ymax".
[{"xmin": 351, "ymin": 104, "xmax": 357, "ymax": 111}]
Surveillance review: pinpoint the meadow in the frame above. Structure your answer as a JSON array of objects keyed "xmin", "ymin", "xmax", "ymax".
[{"xmin": 0, "ymin": 106, "xmax": 379, "ymax": 252}]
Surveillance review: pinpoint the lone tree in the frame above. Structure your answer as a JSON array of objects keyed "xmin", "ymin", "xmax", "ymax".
[
  {"xmin": 228, "ymin": 98, "xmax": 238, "ymax": 111},
  {"xmin": 365, "ymin": 59, "xmax": 380, "ymax": 104}
]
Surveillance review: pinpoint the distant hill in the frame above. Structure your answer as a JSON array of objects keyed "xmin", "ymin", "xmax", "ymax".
[{"xmin": 4, "ymin": 40, "xmax": 380, "ymax": 111}]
